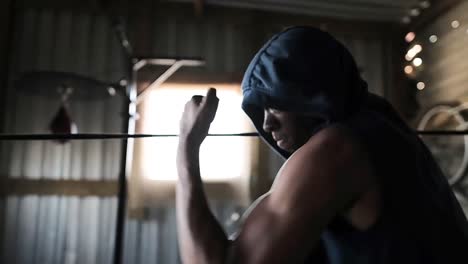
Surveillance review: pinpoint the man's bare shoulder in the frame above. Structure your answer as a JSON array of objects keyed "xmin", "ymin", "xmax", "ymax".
[
  {"xmin": 290, "ymin": 124, "xmax": 367, "ymax": 167},
  {"xmin": 307, "ymin": 124, "xmax": 363, "ymax": 151},
  {"xmin": 272, "ymin": 124, "xmax": 373, "ymax": 207}
]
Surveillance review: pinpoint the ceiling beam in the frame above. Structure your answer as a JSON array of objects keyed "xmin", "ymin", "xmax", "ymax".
[{"xmin": 167, "ymin": 0, "xmax": 417, "ymax": 22}]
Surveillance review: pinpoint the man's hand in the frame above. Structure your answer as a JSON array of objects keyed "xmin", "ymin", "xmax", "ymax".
[{"xmin": 179, "ymin": 88, "xmax": 219, "ymax": 147}]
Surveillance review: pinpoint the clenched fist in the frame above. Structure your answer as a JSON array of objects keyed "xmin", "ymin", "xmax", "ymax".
[{"xmin": 179, "ymin": 88, "xmax": 219, "ymax": 147}]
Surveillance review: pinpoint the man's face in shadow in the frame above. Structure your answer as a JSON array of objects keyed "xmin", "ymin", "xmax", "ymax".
[{"xmin": 262, "ymin": 108, "xmax": 326, "ymax": 153}]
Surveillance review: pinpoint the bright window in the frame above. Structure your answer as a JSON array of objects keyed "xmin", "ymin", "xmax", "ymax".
[{"xmin": 138, "ymin": 83, "xmax": 255, "ymax": 182}]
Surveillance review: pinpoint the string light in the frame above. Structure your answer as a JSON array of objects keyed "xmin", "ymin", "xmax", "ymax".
[
  {"xmin": 413, "ymin": 58, "xmax": 423, "ymax": 67},
  {"xmin": 429, "ymin": 35, "xmax": 438, "ymax": 43},
  {"xmin": 405, "ymin": 32, "xmax": 416, "ymax": 43},
  {"xmin": 400, "ymin": 3, "xmax": 468, "ymax": 88},
  {"xmin": 402, "ymin": 16, "xmax": 411, "ymax": 24},
  {"xmin": 107, "ymin": 86, "xmax": 116, "ymax": 96},
  {"xmin": 404, "ymin": 65, "xmax": 414, "ymax": 74},
  {"xmin": 451, "ymin": 20, "xmax": 460, "ymax": 29},
  {"xmin": 407, "ymin": 44, "xmax": 422, "ymax": 60},
  {"xmin": 401, "ymin": 1, "xmax": 431, "ymax": 26},
  {"xmin": 420, "ymin": 1, "xmax": 431, "ymax": 9},
  {"xmin": 417, "ymin": 82, "xmax": 426, "ymax": 90},
  {"xmin": 410, "ymin": 8, "xmax": 421, "ymax": 17}
]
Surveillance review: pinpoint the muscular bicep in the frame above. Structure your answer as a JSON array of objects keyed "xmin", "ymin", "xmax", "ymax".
[{"xmin": 229, "ymin": 126, "xmax": 374, "ymax": 264}]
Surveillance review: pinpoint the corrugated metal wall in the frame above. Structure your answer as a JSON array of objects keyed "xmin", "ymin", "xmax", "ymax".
[
  {"xmin": 0, "ymin": 8, "xmax": 123, "ymax": 264},
  {"xmin": 0, "ymin": 6, "xmax": 391, "ymax": 264},
  {"xmin": 2, "ymin": 196, "xmax": 116, "ymax": 264},
  {"xmin": 2, "ymin": 9, "xmax": 124, "ymax": 180},
  {"xmin": 417, "ymin": 1, "xmax": 468, "ymax": 106}
]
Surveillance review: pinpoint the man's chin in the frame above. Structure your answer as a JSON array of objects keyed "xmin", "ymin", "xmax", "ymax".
[{"xmin": 277, "ymin": 140, "xmax": 294, "ymax": 153}]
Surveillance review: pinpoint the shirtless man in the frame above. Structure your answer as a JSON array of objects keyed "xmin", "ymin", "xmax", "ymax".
[{"xmin": 176, "ymin": 27, "xmax": 468, "ymax": 264}]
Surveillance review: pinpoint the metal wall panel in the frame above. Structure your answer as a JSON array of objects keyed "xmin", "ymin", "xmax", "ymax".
[
  {"xmin": 3, "ymin": 9, "xmax": 124, "ymax": 181},
  {"xmin": 1, "ymin": 196, "xmax": 117, "ymax": 264},
  {"xmin": 417, "ymin": 1, "xmax": 468, "ymax": 106}
]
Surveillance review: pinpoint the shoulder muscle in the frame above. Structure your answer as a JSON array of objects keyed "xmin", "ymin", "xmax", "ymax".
[{"xmin": 270, "ymin": 124, "xmax": 374, "ymax": 219}]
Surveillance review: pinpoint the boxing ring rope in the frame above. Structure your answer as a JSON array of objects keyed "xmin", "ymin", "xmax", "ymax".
[
  {"xmin": 0, "ymin": 133, "xmax": 258, "ymax": 140},
  {"xmin": 0, "ymin": 130, "xmax": 466, "ymax": 141},
  {"xmin": 2, "ymin": 130, "xmax": 467, "ymax": 190}
]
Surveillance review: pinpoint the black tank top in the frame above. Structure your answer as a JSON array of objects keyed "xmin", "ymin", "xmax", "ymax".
[{"xmin": 306, "ymin": 95, "xmax": 468, "ymax": 263}]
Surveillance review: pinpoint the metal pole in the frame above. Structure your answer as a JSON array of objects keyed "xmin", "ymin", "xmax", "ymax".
[
  {"xmin": 0, "ymin": 0, "xmax": 15, "ymax": 133},
  {"xmin": 136, "ymin": 60, "xmax": 185, "ymax": 104},
  {"xmin": 109, "ymin": 17, "xmax": 204, "ymax": 264},
  {"xmin": 0, "ymin": 1, "xmax": 16, "ymax": 261},
  {"xmin": 112, "ymin": 18, "xmax": 136, "ymax": 264},
  {"xmin": 113, "ymin": 65, "xmax": 137, "ymax": 264}
]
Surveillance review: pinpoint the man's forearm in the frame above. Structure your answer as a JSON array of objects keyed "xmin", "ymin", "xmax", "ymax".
[{"xmin": 176, "ymin": 144, "xmax": 229, "ymax": 264}]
